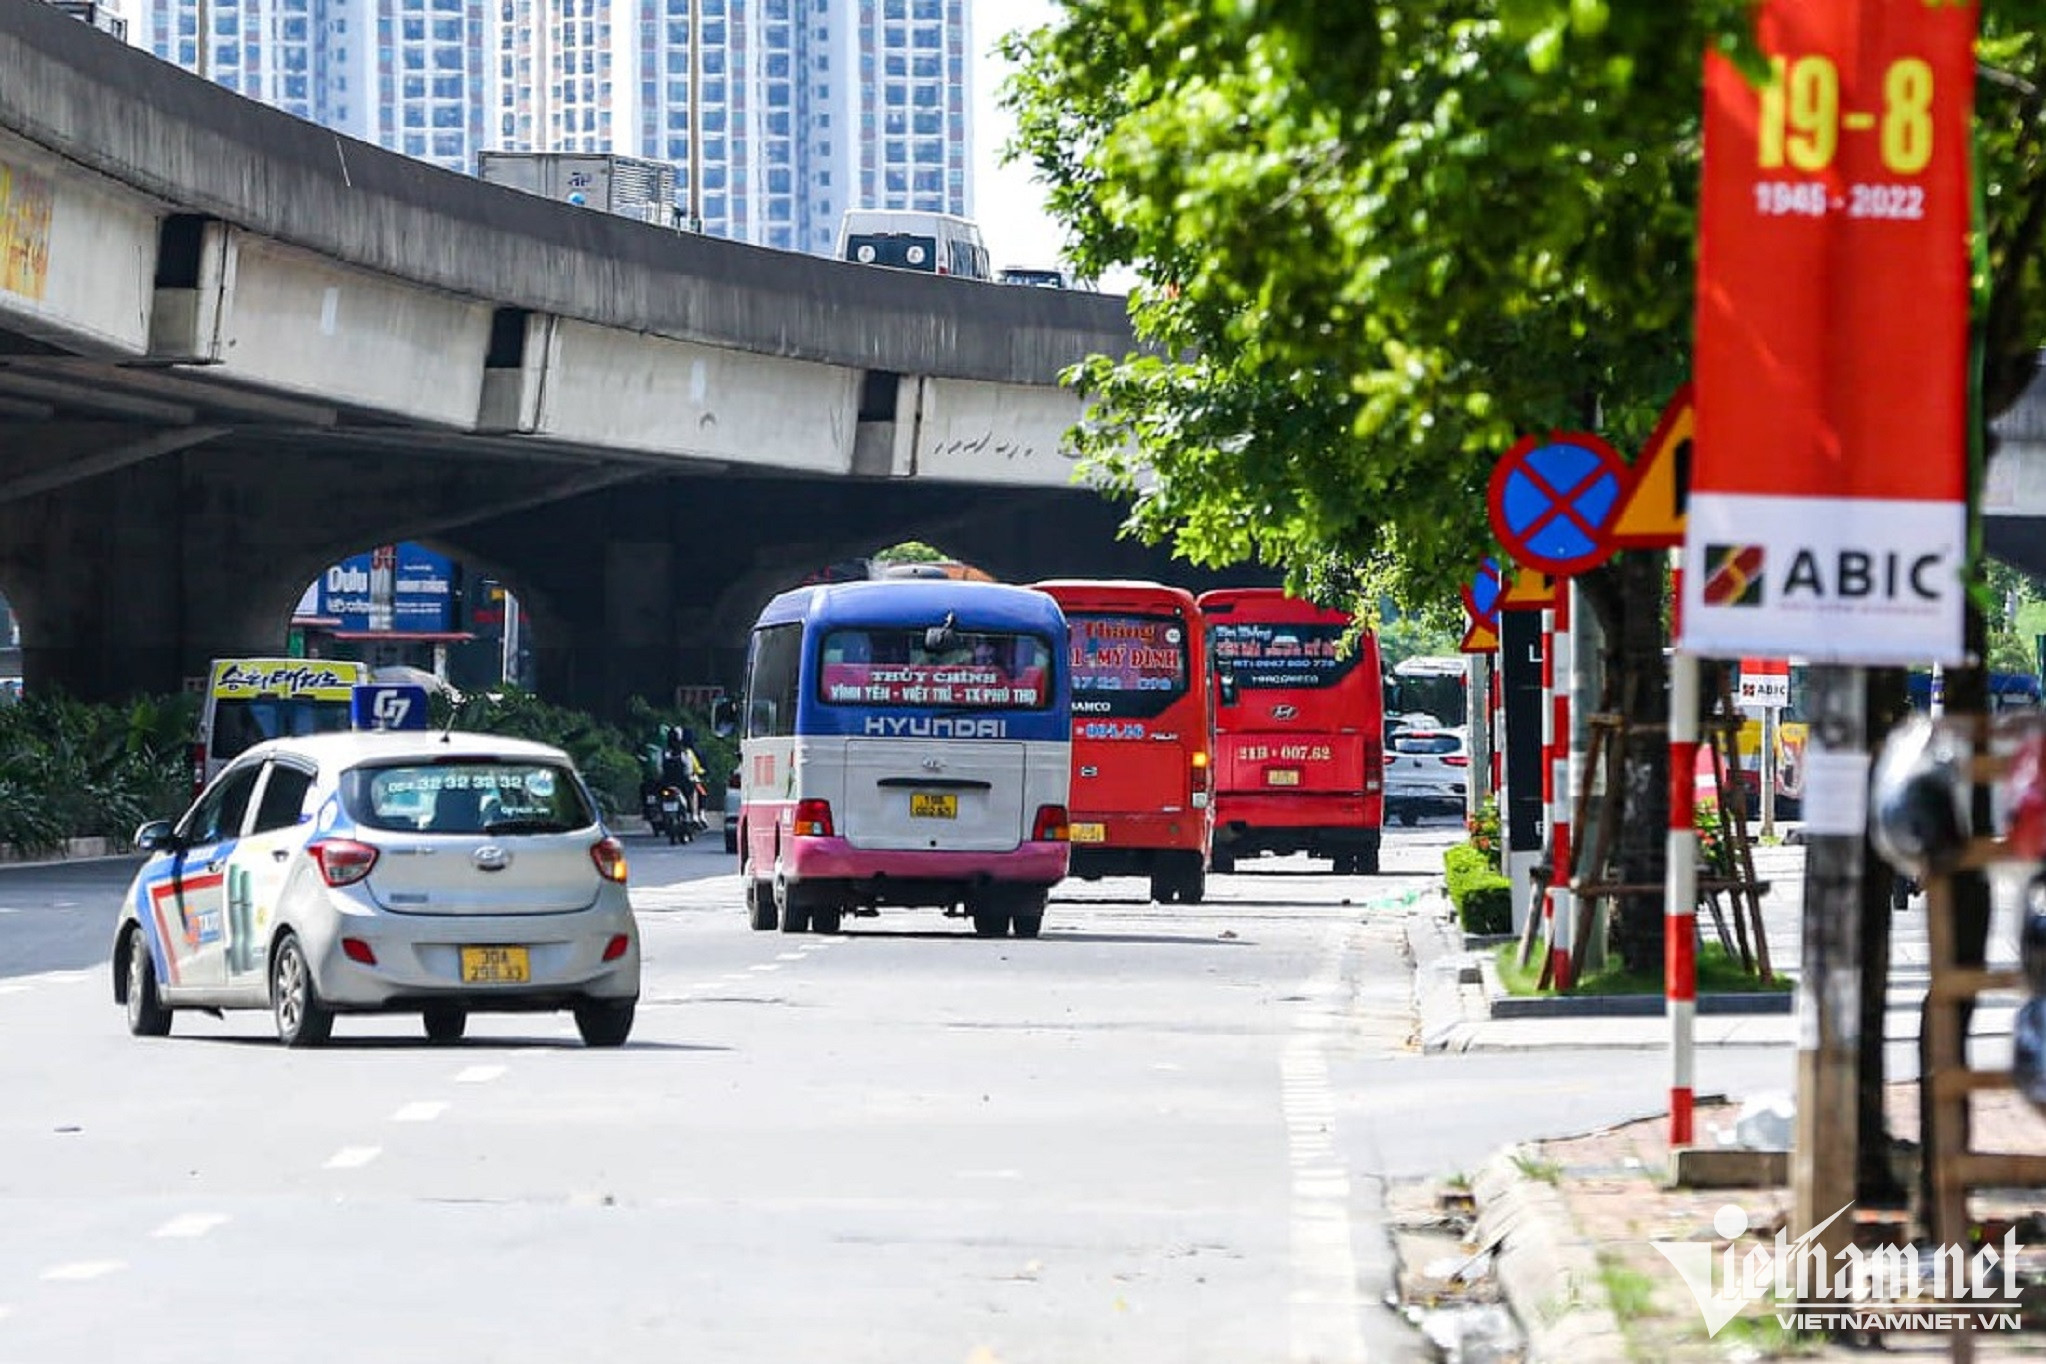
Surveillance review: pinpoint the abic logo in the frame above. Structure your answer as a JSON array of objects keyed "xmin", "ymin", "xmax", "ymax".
[{"xmin": 1704, "ymin": 544, "xmax": 1766, "ymax": 607}]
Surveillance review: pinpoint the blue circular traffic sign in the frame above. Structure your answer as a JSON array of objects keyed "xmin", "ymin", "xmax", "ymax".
[
  {"xmin": 1463, "ymin": 556, "xmax": 1502, "ymax": 626},
  {"xmin": 1486, "ymin": 432, "xmax": 1626, "ymax": 576}
]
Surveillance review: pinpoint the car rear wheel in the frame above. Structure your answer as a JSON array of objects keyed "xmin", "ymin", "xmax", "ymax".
[
  {"xmin": 575, "ymin": 999, "xmax": 635, "ymax": 1047},
  {"xmin": 777, "ymin": 875, "xmax": 812, "ymax": 934},
  {"xmin": 746, "ymin": 875, "xmax": 778, "ymax": 931},
  {"xmin": 810, "ymin": 903, "xmax": 843, "ymax": 935},
  {"xmin": 971, "ymin": 905, "xmax": 1009, "ymax": 938},
  {"xmin": 1010, "ymin": 891, "xmax": 1047, "ymax": 939},
  {"xmin": 1210, "ymin": 846, "xmax": 1236, "ymax": 875},
  {"xmin": 124, "ymin": 929, "xmax": 172, "ymax": 1037},
  {"xmin": 271, "ymin": 934, "xmax": 334, "ymax": 1049},
  {"xmin": 1178, "ymin": 862, "xmax": 1206, "ymax": 905},
  {"xmin": 422, "ymin": 1005, "xmax": 467, "ymax": 1044}
]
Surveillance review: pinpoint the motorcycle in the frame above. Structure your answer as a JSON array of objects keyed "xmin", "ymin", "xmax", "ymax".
[{"xmin": 658, "ymin": 784, "xmax": 691, "ymax": 844}]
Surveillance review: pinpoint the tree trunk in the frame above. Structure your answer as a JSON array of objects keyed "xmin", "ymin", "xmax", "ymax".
[
  {"xmin": 1859, "ymin": 666, "xmax": 1909, "ymax": 1205},
  {"xmin": 1611, "ymin": 550, "xmax": 1671, "ymax": 976}
]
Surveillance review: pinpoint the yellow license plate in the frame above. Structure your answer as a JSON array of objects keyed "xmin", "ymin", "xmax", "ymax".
[
  {"xmin": 910, "ymin": 792, "xmax": 958, "ymax": 819},
  {"xmin": 460, "ymin": 945, "xmax": 530, "ymax": 984},
  {"xmin": 1266, "ymin": 769, "xmax": 1302, "ymax": 787},
  {"xmin": 1069, "ymin": 821, "xmax": 1107, "ymax": 843}
]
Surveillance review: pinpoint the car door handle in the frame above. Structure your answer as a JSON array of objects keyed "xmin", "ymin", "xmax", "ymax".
[
  {"xmin": 272, "ymin": 849, "xmax": 290, "ymax": 862},
  {"xmin": 205, "ymin": 859, "xmax": 224, "ymax": 873}
]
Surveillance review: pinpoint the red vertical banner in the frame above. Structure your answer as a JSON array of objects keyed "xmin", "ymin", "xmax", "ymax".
[{"xmin": 1684, "ymin": 0, "xmax": 1977, "ymax": 665}]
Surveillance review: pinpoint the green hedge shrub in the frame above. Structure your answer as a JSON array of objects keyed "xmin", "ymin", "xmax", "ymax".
[
  {"xmin": 1443, "ymin": 841, "xmax": 1514, "ymax": 936},
  {"xmin": 0, "ymin": 692, "xmax": 198, "ymax": 851}
]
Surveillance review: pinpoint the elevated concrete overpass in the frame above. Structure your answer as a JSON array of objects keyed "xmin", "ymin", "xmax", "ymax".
[{"xmin": 0, "ymin": 0, "xmax": 1251, "ymax": 712}]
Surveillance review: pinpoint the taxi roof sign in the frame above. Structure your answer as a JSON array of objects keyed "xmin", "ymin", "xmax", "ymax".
[
  {"xmin": 208, "ymin": 658, "xmax": 366, "ymax": 699},
  {"xmin": 1611, "ymin": 383, "xmax": 1692, "ymax": 548}
]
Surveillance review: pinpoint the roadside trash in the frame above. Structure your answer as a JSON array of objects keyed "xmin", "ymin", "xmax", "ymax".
[{"xmin": 1728, "ymin": 1092, "xmax": 1795, "ymax": 1151}]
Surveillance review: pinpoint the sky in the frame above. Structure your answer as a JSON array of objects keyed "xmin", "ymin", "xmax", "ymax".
[{"xmin": 969, "ymin": 0, "xmax": 1066, "ymax": 272}]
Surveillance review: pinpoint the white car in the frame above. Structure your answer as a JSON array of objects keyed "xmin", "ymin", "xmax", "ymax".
[
  {"xmin": 1384, "ymin": 726, "xmax": 1470, "ymax": 825},
  {"xmin": 112, "ymin": 730, "xmax": 640, "ymax": 1048}
]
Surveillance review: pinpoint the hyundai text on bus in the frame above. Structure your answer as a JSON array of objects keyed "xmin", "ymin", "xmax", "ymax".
[
  {"xmin": 726, "ymin": 580, "xmax": 1072, "ymax": 939},
  {"xmin": 1197, "ymin": 589, "xmax": 1386, "ymax": 874},
  {"xmin": 1035, "ymin": 580, "xmax": 1213, "ymax": 905}
]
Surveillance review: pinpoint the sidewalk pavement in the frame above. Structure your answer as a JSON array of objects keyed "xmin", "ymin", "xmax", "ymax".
[{"xmin": 1388, "ymin": 840, "xmax": 2046, "ymax": 1360}]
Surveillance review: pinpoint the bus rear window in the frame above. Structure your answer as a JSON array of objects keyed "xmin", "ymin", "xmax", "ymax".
[
  {"xmin": 210, "ymin": 698, "xmax": 355, "ymax": 761},
  {"xmin": 1069, "ymin": 614, "xmax": 1189, "ymax": 718},
  {"xmin": 819, "ymin": 629, "xmax": 1053, "ymax": 709},
  {"xmin": 1209, "ymin": 622, "xmax": 1360, "ymax": 690},
  {"xmin": 846, "ymin": 234, "xmax": 940, "ymax": 271}
]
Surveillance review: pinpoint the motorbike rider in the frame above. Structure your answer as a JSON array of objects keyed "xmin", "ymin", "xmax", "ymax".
[{"xmin": 660, "ymin": 727, "xmax": 708, "ymax": 831}]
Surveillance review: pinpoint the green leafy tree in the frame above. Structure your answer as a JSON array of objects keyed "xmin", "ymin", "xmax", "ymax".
[
  {"xmin": 870, "ymin": 541, "xmax": 950, "ymax": 564},
  {"xmin": 1008, "ymin": 0, "xmax": 2046, "ymax": 1201}
]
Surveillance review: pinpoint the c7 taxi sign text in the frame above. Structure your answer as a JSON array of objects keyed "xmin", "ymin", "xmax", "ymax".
[
  {"xmin": 1653, "ymin": 1203, "xmax": 2025, "ymax": 1338},
  {"xmin": 1683, "ymin": 0, "xmax": 1978, "ymax": 666}
]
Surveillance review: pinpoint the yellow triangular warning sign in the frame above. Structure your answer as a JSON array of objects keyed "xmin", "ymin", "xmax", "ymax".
[
  {"xmin": 1459, "ymin": 619, "xmax": 1499, "ymax": 653},
  {"xmin": 1500, "ymin": 568, "xmax": 1557, "ymax": 611},
  {"xmin": 1612, "ymin": 383, "xmax": 1692, "ymax": 548}
]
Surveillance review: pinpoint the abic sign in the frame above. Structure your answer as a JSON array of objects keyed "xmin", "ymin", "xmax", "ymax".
[{"xmin": 1684, "ymin": 0, "xmax": 1976, "ymax": 665}]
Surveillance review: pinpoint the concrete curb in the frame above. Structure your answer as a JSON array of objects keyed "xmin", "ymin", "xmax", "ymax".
[
  {"xmin": 1409, "ymin": 895, "xmax": 1487, "ymax": 1053},
  {"xmin": 1472, "ymin": 1145, "xmax": 1631, "ymax": 1364},
  {"xmin": 0, "ymin": 836, "xmax": 127, "ymax": 867}
]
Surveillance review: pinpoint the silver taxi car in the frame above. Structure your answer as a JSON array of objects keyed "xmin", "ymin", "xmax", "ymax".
[
  {"xmin": 112, "ymin": 730, "xmax": 640, "ymax": 1048},
  {"xmin": 1383, "ymin": 726, "xmax": 1470, "ymax": 826}
]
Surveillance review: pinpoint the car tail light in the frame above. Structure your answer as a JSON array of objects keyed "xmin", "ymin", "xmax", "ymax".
[
  {"xmin": 1444, "ymin": 754, "xmax": 1470, "ymax": 767},
  {"xmin": 590, "ymin": 836, "xmax": 629, "ymax": 884},
  {"xmin": 793, "ymin": 799, "xmax": 835, "ymax": 838},
  {"xmin": 340, "ymin": 936, "xmax": 377, "ymax": 965},
  {"xmin": 1385, "ymin": 751, "xmax": 1398, "ymax": 765},
  {"xmin": 1032, "ymin": 804, "xmax": 1069, "ymax": 842},
  {"xmin": 309, "ymin": 839, "xmax": 379, "ymax": 887},
  {"xmin": 602, "ymin": 933, "xmax": 631, "ymax": 962}
]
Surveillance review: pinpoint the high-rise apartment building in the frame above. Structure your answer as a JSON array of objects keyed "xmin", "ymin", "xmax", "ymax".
[
  {"xmin": 141, "ymin": 0, "xmax": 493, "ymax": 173},
  {"xmin": 139, "ymin": 0, "xmax": 971, "ymax": 254}
]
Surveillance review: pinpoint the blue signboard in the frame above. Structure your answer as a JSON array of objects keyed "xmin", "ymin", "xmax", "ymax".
[
  {"xmin": 351, "ymin": 684, "xmax": 431, "ymax": 731},
  {"xmin": 319, "ymin": 544, "xmax": 460, "ymax": 634}
]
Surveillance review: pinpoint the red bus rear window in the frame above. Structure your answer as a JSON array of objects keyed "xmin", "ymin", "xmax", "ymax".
[
  {"xmin": 1068, "ymin": 614, "xmax": 1188, "ymax": 718},
  {"xmin": 1209, "ymin": 622, "xmax": 1361, "ymax": 689}
]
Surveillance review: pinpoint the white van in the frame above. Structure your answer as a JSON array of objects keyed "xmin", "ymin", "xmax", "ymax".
[{"xmin": 836, "ymin": 209, "xmax": 992, "ymax": 281}]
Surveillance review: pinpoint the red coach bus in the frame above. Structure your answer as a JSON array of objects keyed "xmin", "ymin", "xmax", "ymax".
[
  {"xmin": 1034, "ymin": 580, "xmax": 1213, "ymax": 904},
  {"xmin": 1197, "ymin": 588, "xmax": 1386, "ymax": 875}
]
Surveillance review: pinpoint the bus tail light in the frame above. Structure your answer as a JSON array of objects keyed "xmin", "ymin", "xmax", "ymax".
[
  {"xmin": 1032, "ymin": 804, "xmax": 1070, "ymax": 842},
  {"xmin": 793, "ymin": 799, "xmax": 836, "ymax": 838},
  {"xmin": 309, "ymin": 839, "xmax": 380, "ymax": 888},
  {"xmin": 1190, "ymin": 750, "xmax": 1212, "ymax": 808}
]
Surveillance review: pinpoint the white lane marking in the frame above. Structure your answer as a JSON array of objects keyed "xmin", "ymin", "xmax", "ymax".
[
  {"xmin": 392, "ymin": 1101, "xmax": 449, "ymax": 1123},
  {"xmin": 750, "ymin": 963, "xmax": 782, "ymax": 973},
  {"xmin": 1281, "ymin": 926, "xmax": 1366, "ymax": 1364},
  {"xmin": 0, "ymin": 985, "xmax": 27, "ymax": 997},
  {"xmin": 775, "ymin": 952, "xmax": 805, "ymax": 962},
  {"xmin": 41, "ymin": 1261, "xmax": 124, "ymax": 1281},
  {"xmin": 0, "ymin": 1303, "xmax": 11, "ymax": 1319},
  {"xmin": 323, "ymin": 1145, "xmax": 382, "ymax": 1170},
  {"xmin": 151, "ymin": 1213, "xmax": 229, "ymax": 1239},
  {"xmin": 42, "ymin": 969, "xmax": 95, "ymax": 984},
  {"xmin": 454, "ymin": 1065, "xmax": 506, "ymax": 1085}
]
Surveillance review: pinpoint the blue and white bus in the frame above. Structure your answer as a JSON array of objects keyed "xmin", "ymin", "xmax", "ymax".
[{"xmin": 727, "ymin": 580, "xmax": 1072, "ymax": 939}]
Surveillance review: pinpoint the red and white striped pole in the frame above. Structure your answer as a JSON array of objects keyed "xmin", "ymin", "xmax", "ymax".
[
  {"xmin": 1489, "ymin": 668, "xmax": 1503, "ymax": 798},
  {"xmin": 1549, "ymin": 586, "xmax": 1575, "ymax": 991},
  {"xmin": 1667, "ymin": 565, "xmax": 1699, "ymax": 1147}
]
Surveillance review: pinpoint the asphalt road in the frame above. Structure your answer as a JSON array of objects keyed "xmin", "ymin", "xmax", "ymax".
[{"xmin": 0, "ymin": 820, "xmax": 1797, "ymax": 1364}]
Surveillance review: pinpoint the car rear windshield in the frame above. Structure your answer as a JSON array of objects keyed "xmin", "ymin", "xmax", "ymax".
[
  {"xmin": 818, "ymin": 628, "xmax": 1053, "ymax": 710},
  {"xmin": 1393, "ymin": 733, "xmax": 1462, "ymax": 755},
  {"xmin": 1209, "ymin": 622, "xmax": 1361, "ymax": 690},
  {"xmin": 1068, "ymin": 613, "xmax": 1189, "ymax": 719},
  {"xmin": 341, "ymin": 761, "xmax": 595, "ymax": 834}
]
